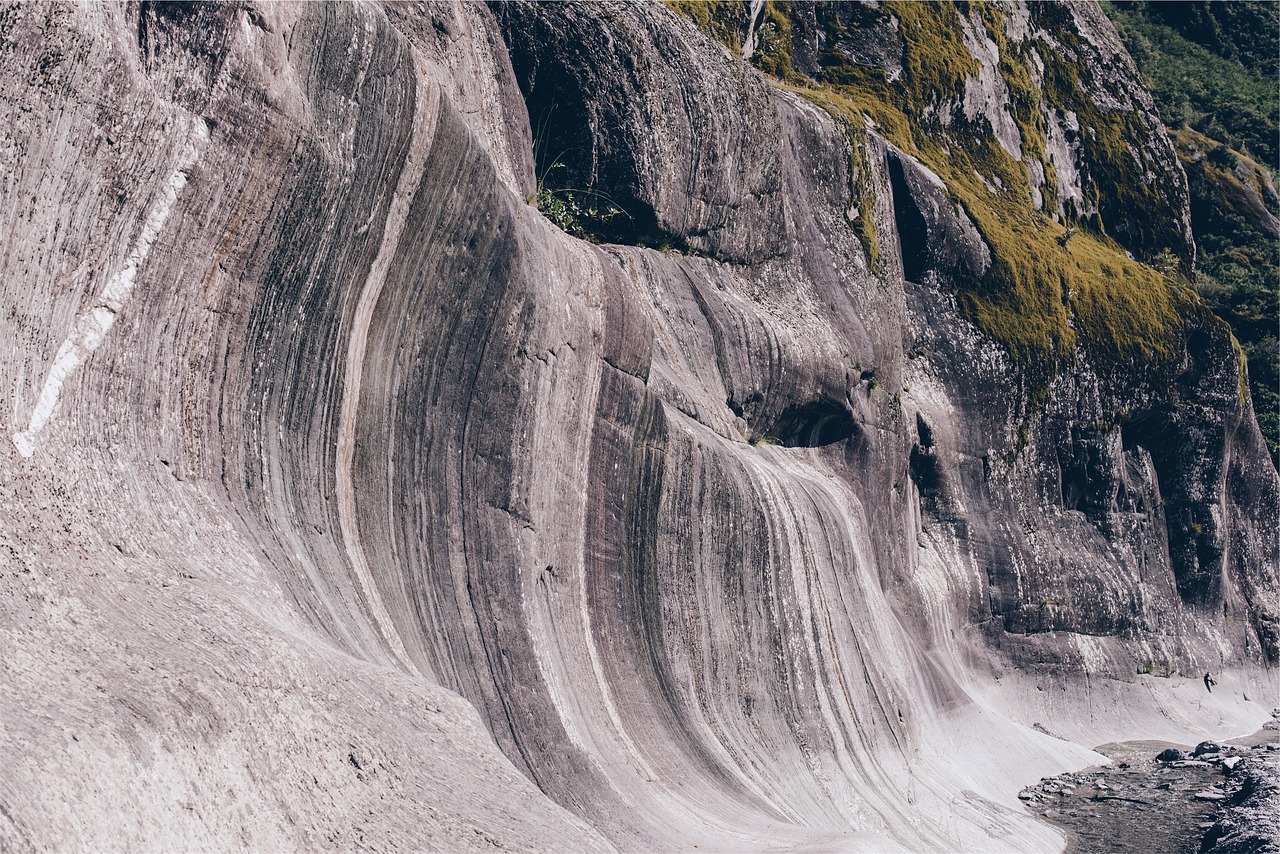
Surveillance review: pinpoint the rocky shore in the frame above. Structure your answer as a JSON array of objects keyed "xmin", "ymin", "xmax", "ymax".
[{"xmin": 1021, "ymin": 716, "xmax": 1280, "ymax": 854}]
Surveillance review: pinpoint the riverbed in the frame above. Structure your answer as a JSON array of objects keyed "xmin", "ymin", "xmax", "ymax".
[{"xmin": 1022, "ymin": 716, "xmax": 1280, "ymax": 854}]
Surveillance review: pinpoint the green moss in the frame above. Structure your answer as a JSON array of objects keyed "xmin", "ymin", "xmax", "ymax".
[
  {"xmin": 976, "ymin": 4, "xmax": 1058, "ymax": 214},
  {"xmin": 890, "ymin": 1, "xmax": 978, "ymax": 121},
  {"xmin": 1033, "ymin": 37, "xmax": 1188, "ymax": 260},
  {"xmin": 749, "ymin": 2, "xmax": 797, "ymax": 81},
  {"xmin": 664, "ymin": 1, "xmax": 749, "ymax": 54},
  {"xmin": 762, "ymin": 1, "xmax": 1196, "ymax": 382},
  {"xmin": 849, "ymin": 146, "xmax": 884, "ymax": 274}
]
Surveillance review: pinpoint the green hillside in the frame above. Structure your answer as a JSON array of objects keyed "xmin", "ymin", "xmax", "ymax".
[{"xmin": 1106, "ymin": 1, "xmax": 1279, "ymax": 464}]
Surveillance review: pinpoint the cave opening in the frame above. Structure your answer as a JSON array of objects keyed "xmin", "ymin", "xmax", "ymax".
[
  {"xmin": 767, "ymin": 399, "xmax": 857, "ymax": 448},
  {"xmin": 502, "ymin": 21, "xmax": 688, "ymax": 250},
  {"xmin": 887, "ymin": 154, "xmax": 931, "ymax": 283}
]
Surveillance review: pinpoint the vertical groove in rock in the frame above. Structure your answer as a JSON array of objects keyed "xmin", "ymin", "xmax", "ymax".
[{"xmin": 335, "ymin": 55, "xmax": 439, "ymax": 676}]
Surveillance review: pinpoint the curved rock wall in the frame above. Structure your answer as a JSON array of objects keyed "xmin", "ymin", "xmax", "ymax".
[{"xmin": 1, "ymin": 2, "xmax": 1275, "ymax": 851}]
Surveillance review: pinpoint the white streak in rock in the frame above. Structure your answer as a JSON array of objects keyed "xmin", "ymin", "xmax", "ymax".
[
  {"xmin": 335, "ymin": 59, "xmax": 438, "ymax": 673},
  {"xmin": 741, "ymin": 0, "xmax": 767, "ymax": 60},
  {"xmin": 958, "ymin": 11, "xmax": 1022, "ymax": 162},
  {"xmin": 13, "ymin": 119, "xmax": 209, "ymax": 458}
]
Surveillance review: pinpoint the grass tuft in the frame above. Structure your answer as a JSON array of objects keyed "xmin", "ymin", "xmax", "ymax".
[{"xmin": 734, "ymin": 2, "xmax": 1199, "ymax": 383}]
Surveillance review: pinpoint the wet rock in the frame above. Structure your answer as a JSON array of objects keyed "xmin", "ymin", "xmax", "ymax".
[
  {"xmin": 1200, "ymin": 755, "xmax": 1280, "ymax": 853},
  {"xmin": 1037, "ymin": 739, "xmax": 1238, "ymax": 854},
  {"xmin": 1194, "ymin": 791, "xmax": 1227, "ymax": 802},
  {"xmin": 1195, "ymin": 741, "xmax": 1223, "ymax": 757}
]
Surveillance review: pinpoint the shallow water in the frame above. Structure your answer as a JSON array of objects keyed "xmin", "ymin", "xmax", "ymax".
[{"xmin": 1026, "ymin": 723, "xmax": 1279, "ymax": 854}]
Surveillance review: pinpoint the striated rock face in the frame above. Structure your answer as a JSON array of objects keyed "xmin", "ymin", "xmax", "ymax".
[
  {"xmin": 1, "ymin": 1, "xmax": 1275, "ymax": 851},
  {"xmin": 495, "ymin": 1, "xmax": 787, "ymax": 260}
]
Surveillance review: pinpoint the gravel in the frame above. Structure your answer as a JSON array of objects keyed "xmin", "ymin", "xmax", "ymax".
[{"xmin": 1024, "ymin": 717, "xmax": 1280, "ymax": 854}]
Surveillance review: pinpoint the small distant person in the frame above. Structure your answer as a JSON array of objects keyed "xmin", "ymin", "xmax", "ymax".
[{"xmin": 1204, "ymin": 672, "xmax": 1216, "ymax": 692}]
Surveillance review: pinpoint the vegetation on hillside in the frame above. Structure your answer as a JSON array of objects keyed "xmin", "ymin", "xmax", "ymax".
[
  {"xmin": 1105, "ymin": 1, "xmax": 1279, "ymax": 463},
  {"xmin": 1106, "ymin": 1, "xmax": 1277, "ymax": 166},
  {"xmin": 672, "ymin": 1, "xmax": 1198, "ymax": 386}
]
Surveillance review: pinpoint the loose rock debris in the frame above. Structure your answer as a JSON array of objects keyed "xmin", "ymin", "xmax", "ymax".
[{"xmin": 1025, "ymin": 718, "xmax": 1280, "ymax": 854}]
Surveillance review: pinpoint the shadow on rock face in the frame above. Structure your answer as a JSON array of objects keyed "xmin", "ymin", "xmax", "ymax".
[
  {"xmin": 886, "ymin": 148, "xmax": 990, "ymax": 287},
  {"xmin": 767, "ymin": 399, "xmax": 858, "ymax": 448},
  {"xmin": 136, "ymin": 0, "xmax": 239, "ymax": 109},
  {"xmin": 492, "ymin": 0, "xmax": 787, "ymax": 261}
]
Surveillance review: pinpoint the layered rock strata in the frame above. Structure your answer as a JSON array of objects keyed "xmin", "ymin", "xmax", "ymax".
[{"xmin": 0, "ymin": 1, "xmax": 1275, "ymax": 851}]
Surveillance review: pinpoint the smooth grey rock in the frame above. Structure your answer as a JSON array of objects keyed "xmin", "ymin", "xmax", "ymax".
[{"xmin": 0, "ymin": 2, "xmax": 1276, "ymax": 853}]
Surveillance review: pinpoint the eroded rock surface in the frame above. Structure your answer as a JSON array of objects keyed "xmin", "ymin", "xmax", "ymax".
[
  {"xmin": 1023, "ymin": 725, "xmax": 1280, "ymax": 854},
  {"xmin": 1, "ymin": 1, "xmax": 1276, "ymax": 851},
  {"xmin": 1201, "ymin": 751, "xmax": 1280, "ymax": 854}
]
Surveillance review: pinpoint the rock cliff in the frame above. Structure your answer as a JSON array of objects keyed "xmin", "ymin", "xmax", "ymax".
[{"xmin": 1, "ymin": 1, "xmax": 1275, "ymax": 851}]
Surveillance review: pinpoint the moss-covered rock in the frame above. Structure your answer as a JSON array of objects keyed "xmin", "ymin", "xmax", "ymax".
[{"xmin": 672, "ymin": 0, "xmax": 1200, "ymax": 380}]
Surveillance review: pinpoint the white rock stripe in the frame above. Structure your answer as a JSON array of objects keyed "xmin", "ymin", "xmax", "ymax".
[
  {"xmin": 334, "ymin": 58, "xmax": 439, "ymax": 674},
  {"xmin": 13, "ymin": 118, "xmax": 210, "ymax": 458},
  {"xmin": 741, "ymin": 0, "xmax": 768, "ymax": 60}
]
